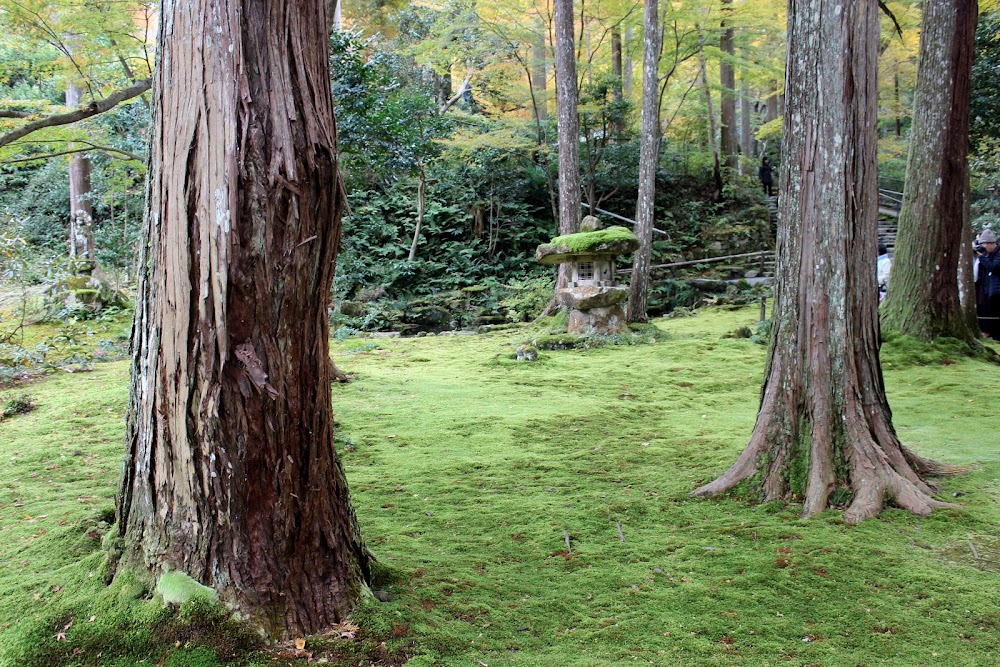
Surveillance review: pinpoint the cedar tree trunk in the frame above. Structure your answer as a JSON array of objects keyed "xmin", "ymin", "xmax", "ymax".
[
  {"xmin": 766, "ymin": 78, "xmax": 779, "ymax": 123},
  {"xmin": 740, "ymin": 72, "xmax": 753, "ymax": 161},
  {"xmin": 554, "ymin": 0, "xmax": 581, "ymax": 234},
  {"xmin": 66, "ymin": 81, "xmax": 95, "ymax": 260},
  {"xmin": 627, "ymin": 0, "xmax": 661, "ymax": 323},
  {"xmin": 611, "ymin": 29, "xmax": 623, "ymax": 93},
  {"xmin": 691, "ymin": 0, "xmax": 956, "ymax": 522},
  {"xmin": 542, "ymin": 0, "xmax": 581, "ymax": 311},
  {"xmin": 623, "ymin": 27, "xmax": 635, "ymax": 98},
  {"xmin": 611, "ymin": 27, "xmax": 625, "ymax": 138},
  {"xmin": 719, "ymin": 0, "xmax": 738, "ymax": 171},
  {"xmin": 698, "ymin": 35, "xmax": 723, "ymax": 199},
  {"xmin": 116, "ymin": 0, "xmax": 371, "ymax": 638},
  {"xmin": 531, "ymin": 21, "xmax": 548, "ymax": 123},
  {"xmin": 879, "ymin": 0, "xmax": 980, "ymax": 343}
]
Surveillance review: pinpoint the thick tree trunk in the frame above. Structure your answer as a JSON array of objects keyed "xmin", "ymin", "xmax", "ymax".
[
  {"xmin": 66, "ymin": 81, "xmax": 95, "ymax": 260},
  {"xmin": 692, "ymin": 0, "xmax": 956, "ymax": 523},
  {"xmin": 719, "ymin": 1, "xmax": 738, "ymax": 171},
  {"xmin": 880, "ymin": 0, "xmax": 979, "ymax": 344},
  {"xmin": 554, "ymin": 0, "xmax": 581, "ymax": 235},
  {"xmin": 627, "ymin": 0, "xmax": 661, "ymax": 323},
  {"xmin": 116, "ymin": 0, "xmax": 371, "ymax": 639}
]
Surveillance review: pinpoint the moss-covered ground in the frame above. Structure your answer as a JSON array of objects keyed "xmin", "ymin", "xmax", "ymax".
[{"xmin": 1, "ymin": 305, "xmax": 998, "ymax": 666}]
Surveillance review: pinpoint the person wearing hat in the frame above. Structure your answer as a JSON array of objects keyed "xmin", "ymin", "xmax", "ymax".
[{"xmin": 974, "ymin": 229, "xmax": 1000, "ymax": 338}]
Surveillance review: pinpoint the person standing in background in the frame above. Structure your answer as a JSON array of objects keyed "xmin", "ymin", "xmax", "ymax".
[
  {"xmin": 877, "ymin": 242, "xmax": 892, "ymax": 301},
  {"xmin": 759, "ymin": 157, "xmax": 774, "ymax": 197},
  {"xmin": 974, "ymin": 229, "xmax": 1000, "ymax": 338}
]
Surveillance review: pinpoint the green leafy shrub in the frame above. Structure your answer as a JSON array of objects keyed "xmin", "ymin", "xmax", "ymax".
[
  {"xmin": 0, "ymin": 391, "xmax": 35, "ymax": 419},
  {"xmin": 750, "ymin": 318, "xmax": 772, "ymax": 345},
  {"xmin": 498, "ymin": 276, "xmax": 553, "ymax": 322},
  {"xmin": 647, "ymin": 278, "xmax": 700, "ymax": 314}
]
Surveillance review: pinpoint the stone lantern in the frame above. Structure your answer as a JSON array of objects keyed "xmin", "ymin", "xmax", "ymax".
[{"xmin": 535, "ymin": 217, "xmax": 640, "ymax": 334}]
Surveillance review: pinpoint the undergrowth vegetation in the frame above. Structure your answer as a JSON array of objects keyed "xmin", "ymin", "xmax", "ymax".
[
  {"xmin": 0, "ymin": 305, "xmax": 998, "ymax": 666},
  {"xmin": 0, "ymin": 290, "xmax": 131, "ymax": 388}
]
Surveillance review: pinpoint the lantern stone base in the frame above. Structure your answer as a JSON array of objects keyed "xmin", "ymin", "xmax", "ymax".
[
  {"xmin": 559, "ymin": 285, "xmax": 629, "ymax": 310},
  {"xmin": 567, "ymin": 304, "xmax": 627, "ymax": 335}
]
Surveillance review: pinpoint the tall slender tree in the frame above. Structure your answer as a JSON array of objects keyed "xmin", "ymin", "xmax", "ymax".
[
  {"xmin": 624, "ymin": 26, "xmax": 635, "ymax": 97},
  {"xmin": 739, "ymin": 71, "xmax": 753, "ymax": 160},
  {"xmin": 627, "ymin": 0, "xmax": 661, "ymax": 323},
  {"xmin": 718, "ymin": 0, "xmax": 738, "ymax": 171},
  {"xmin": 554, "ymin": 0, "xmax": 581, "ymax": 234},
  {"xmin": 879, "ymin": 0, "xmax": 980, "ymax": 342},
  {"xmin": 65, "ymin": 80, "xmax": 95, "ymax": 260},
  {"xmin": 114, "ymin": 0, "xmax": 371, "ymax": 638},
  {"xmin": 698, "ymin": 33, "xmax": 723, "ymax": 197},
  {"xmin": 531, "ymin": 18, "xmax": 549, "ymax": 123},
  {"xmin": 692, "ymin": 0, "xmax": 956, "ymax": 522},
  {"xmin": 611, "ymin": 26, "xmax": 625, "ymax": 138},
  {"xmin": 537, "ymin": 0, "xmax": 583, "ymax": 314}
]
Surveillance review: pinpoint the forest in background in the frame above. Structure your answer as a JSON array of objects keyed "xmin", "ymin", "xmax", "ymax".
[{"xmin": 2, "ymin": 0, "xmax": 999, "ymax": 335}]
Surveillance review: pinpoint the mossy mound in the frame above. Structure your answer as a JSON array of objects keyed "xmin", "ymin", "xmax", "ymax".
[
  {"xmin": 535, "ymin": 226, "xmax": 640, "ymax": 264},
  {"xmin": 880, "ymin": 331, "xmax": 988, "ymax": 368},
  {"xmin": 157, "ymin": 571, "xmax": 218, "ymax": 606},
  {"xmin": 532, "ymin": 333, "xmax": 584, "ymax": 350}
]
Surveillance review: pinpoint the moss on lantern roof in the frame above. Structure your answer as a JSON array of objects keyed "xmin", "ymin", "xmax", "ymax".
[{"xmin": 535, "ymin": 226, "xmax": 640, "ymax": 264}]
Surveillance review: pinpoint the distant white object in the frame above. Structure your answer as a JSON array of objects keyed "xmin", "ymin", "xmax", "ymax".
[{"xmin": 877, "ymin": 253, "xmax": 892, "ymax": 299}]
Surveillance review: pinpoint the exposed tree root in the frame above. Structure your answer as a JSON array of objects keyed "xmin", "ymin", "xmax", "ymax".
[
  {"xmin": 537, "ymin": 297, "xmax": 560, "ymax": 319},
  {"xmin": 329, "ymin": 358, "xmax": 351, "ymax": 383},
  {"xmin": 690, "ymin": 411, "xmax": 772, "ymax": 498},
  {"xmin": 692, "ymin": 389, "xmax": 966, "ymax": 522},
  {"xmin": 900, "ymin": 444, "xmax": 973, "ymax": 476}
]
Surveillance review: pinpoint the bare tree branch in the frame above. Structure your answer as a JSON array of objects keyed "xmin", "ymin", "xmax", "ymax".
[
  {"xmin": 439, "ymin": 69, "xmax": 474, "ymax": 115},
  {"xmin": 0, "ymin": 78, "xmax": 151, "ymax": 150},
  {"xmin": 0, "ymin": 110, "xmax": 34, "ymax": 119},
  {"xmin": 879, "ymin": 0, "xmax": 904, "ymax": 39},
  {"xmin": 2, "ymin": 144, "xmax": 143, "ymax": 164}
]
